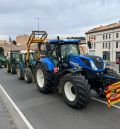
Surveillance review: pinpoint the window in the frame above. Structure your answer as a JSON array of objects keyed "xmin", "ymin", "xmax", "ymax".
[
  {"xmin": 116, "ymin": 33, "xmax": 119, "ymax": 38},
  {"xmin": 116, "ymin": 42, "xmax": 119, "ymax": 48},
  {"xmin": 103, "ymin": 51, "xmax": 110, "ymax": 61},
  {"xmin": 103, "ymin": 43, "xmax": 105, "ymax": 48},
  {"xmin": 109, "ymin": 34, "xmax": 111, "ymax": 39},
  {"xmin": 61, "ymin": 44, "xmax": 80, "ymax": 58},
  {"xmin": 94, "ymin": 36, "xmax": 96, "ymax": 41},
  {"xmin": 109, "ymin": 42, "xmax": 111, "ymax": 49},
  {"xmin": 105, "ymin": 42, "xmax": 107, "ymax": 48},
  {"xmin": 103, "ymin": 35, "xmax": 105, "ymax": 40},
  {"xmin": 94, "ymin": 43, "xmax": 96, "ymax": 49},
  {"xmin": 106, "ymin": 35, "xmax": 107, "ymax": 39}
]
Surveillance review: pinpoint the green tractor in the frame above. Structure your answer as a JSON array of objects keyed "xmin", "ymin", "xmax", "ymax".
[
  {"xmin": 6, "ymin": 50, "xmax": 20, "ymax": 74},
  {"xmin": 0, "ymin": 47, "xmax": 7, "ymax": 68},
  {"xmin": 0, "ymin": 55, "xmax": 7, "ymax": 68},
  {"xmin": 16, "ymin": 50, "xmax": 35, "ymax": 82}
]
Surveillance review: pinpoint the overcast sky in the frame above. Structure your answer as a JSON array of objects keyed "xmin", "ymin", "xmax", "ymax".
[{"xmin": 0, "ymin": 0, "xmax": 120, "ymax": 40}]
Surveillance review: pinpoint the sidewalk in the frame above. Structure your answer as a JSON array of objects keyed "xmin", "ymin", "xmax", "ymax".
[{"xmin": 0, "ymin": 97, "xmax": 17, "ymax": 129}]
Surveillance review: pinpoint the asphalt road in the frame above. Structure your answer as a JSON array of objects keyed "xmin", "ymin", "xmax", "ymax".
[{"xmin": 0, "ymin": 68, "xmax": 120, "ymax": 129}]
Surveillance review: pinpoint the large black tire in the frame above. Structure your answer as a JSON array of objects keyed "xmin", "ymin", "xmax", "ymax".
[
  {"xmin": 60, "ymin": 74, "xmax": 91, "ymax": 109},
  {"xmin": 11, "ymin": 64, "xmax": 16, "ymax": 74},
  {"xmin": 7, "ymin": 64, "xmax": 11, "ymax": 73},
  {"xmin": 4, "ymin": 64, "xmax": 7, "ymax": 68},
  {"xmin": 16, "ymin": 65, "xmax": 24, "ymax": 80},
  {"xmin": 24, "ymin": 68, "xmax": 33, "ymax": 83},
  {"xmin": 35, "ymin": 63, "xmax": 53, "ymax": 93}
]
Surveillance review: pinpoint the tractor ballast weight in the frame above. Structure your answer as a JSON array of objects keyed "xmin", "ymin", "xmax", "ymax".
[
  {"xmin": 16, "ymin": 31, "xmax": 47, "ymax": 83},
  {"xmin": 35, "ymin": 39, "xmax": 120, "ymax": 109}
]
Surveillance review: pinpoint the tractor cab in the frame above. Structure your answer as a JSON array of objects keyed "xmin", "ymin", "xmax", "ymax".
[
  {"xmin": 46, "ymin": 39, "xmax": 80, "ymax": 70},
  {"xmin": 18, "ymin": 50, "xmax": 35, "ymax": 65}
]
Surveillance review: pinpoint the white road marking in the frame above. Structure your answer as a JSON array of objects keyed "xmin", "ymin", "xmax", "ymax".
[
  {"xmin": 92, "ymin": 97, "xmax": 120, "ymax": 109},
  {"xmin": 0, "ymin": 84, "xmax": 34, "ymax": 129}
]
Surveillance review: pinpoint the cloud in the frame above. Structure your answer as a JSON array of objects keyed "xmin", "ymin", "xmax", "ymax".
[{"xmin": 0, "ymin": 0, "xmax": 120, "ymax": 40}]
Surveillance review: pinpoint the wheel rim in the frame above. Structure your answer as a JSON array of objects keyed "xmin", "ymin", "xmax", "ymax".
[
  {"xmin": 64, "ymin": 81, "xmax": 76, "ymax": 101},
  {"xmin": 11, "ymin": 66, "xmax": 13, "ymax": 73},
  {"xmin": 37, "ymin": 69, "xmax": 44, "ymax": 88},
  {"xmin": 24, "ymin": 73, "xmax": 28, "ymax": 81},
  {"xmin": 7, "ymin": 64, "xmax": 8, "ymax": 70},
  {"xmin": 17, "ymin": 68, "xmax": 20, "ymax": 78}
]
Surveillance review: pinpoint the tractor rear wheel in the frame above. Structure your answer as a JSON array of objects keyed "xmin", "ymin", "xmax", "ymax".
[
  {"xmin": 16, "ymin": 65, "xmax": 24, "ymax": 80},
  {"xmin": 35, "ymin": 63, "xmax": 53, "ymax": 93},
  {"xmin": 60, "ymin": 74, "xmax": 91, "ymax": 109},
  {"xmin": 11, "ymin": 64, "xmax": 16, "ymax": 74},
  {"xmin": 24, "ymin": 68, "xmax": 32, "ymax": 83},
  {"xmin": 7, "ymin": 64, "xmax": 11, "ymax": 73}
]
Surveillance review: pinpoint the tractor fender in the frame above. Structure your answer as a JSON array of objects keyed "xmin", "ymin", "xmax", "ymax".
[
  {"xmin": 38, "ymin": 57, "xmax": 55, "ymax": 72},
  {"xmin": 17, "ymin": 62, "xmax": 25, "ymax": 72}
]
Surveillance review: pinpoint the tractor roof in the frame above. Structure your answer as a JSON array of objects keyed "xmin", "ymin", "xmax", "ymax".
[{"xmin": 48, "ymin": 39, "xmax": 80, "ymax": 44}]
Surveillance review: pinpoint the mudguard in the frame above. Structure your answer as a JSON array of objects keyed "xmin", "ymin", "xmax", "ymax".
[
  {"xmin": 40, "ymin": 57, "xmax": 55, "ymax": 72},
  {"xmin": 17, "ymin": 62, "xmax": 25, "ymax": 72}
]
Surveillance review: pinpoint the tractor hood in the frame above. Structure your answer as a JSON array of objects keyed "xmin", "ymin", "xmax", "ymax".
[{"xmin": 69, "ymin": 54, "xmax": 105, "ymax": 72}]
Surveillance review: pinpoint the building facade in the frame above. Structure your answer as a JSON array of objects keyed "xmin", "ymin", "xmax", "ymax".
[
  {"xmin": 16, "ymin": 34, "xmax": 37, "ymax": 50},
  {"xmin": 85, "ymin": 22, "xmax": 120, "ymax": 62}
]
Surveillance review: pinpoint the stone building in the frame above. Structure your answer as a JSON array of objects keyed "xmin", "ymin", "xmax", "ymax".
[
  {"xmin": 16, "ymin": 34, "xmax": 37, "ymax": 50},
  {"xmin": 85, "ymin": 22, "xmax": 120, "ymax": 62},
  {"xmin": 0, "ymin": 40, "xmax": 10, "ymax": 56}
]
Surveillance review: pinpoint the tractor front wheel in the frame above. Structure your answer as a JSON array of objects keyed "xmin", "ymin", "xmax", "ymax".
[
  {"xmin": 60, "ymin": 74, "xmax": 91, "ymax": 109},
  {"xmin": 7, "ymin": 64, "xmax": 11, "ymax": 73},
  {"xmin": 35, "ymin": 63, "xmax": 53, "ymax": 93},
  {"xmin": 16, "ymin": 65, "xmax": 24, "ymax": 80},
  {"xmin": 24, "ymin": 68, "xmax": 33, "ymax": 83},
  {"xmin": 11, "ymin": 64, "xmax": 16, "ymax": 74}
]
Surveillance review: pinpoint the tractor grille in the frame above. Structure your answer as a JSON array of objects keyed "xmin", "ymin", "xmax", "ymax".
[
  {"xmin": 81, "ymin": 58, "xmax": 91, "ymax": 67},
  {"xmin": 91, "ymin": 57, "xmax": 104, "ymax": 69},
  {"xmin": 95, "ymin": 61, "xmax": 103, "ymax": 69},
  {"xmin": 80, "ymin": 56, "xmax": 104, "ymax": 70}
]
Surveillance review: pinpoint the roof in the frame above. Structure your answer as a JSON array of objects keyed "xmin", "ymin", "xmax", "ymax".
[
  {"xmin": 48, "ymin": 39, "xmax": 80, "ymax": 44},
  {"xmin": 85, "ymin": 22, "xmax": 120, "ymax": 34}
]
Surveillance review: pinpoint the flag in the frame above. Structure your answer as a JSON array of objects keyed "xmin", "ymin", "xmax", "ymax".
[{"xmin": 105, "ymin": 81, "xmax": 120, "ymax": 107}]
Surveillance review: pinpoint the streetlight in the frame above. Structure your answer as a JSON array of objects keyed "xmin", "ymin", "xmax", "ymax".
[{"xmin": 34, "ymin": 18, "xmax": 41, "ymax": 31}]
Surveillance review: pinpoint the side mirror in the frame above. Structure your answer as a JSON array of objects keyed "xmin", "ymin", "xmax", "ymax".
[
  {"xmin": 46, "ymin": 43, "xmax": 51, "ymax": 51},
  {"xmin": 87, "ymin": 41, "xmax": 92, "ymax": 49}
]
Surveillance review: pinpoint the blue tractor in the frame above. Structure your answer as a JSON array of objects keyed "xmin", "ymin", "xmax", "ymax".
[{"xmin": 35, "ymin": 38, "xmax": 120, "ymax": 109}]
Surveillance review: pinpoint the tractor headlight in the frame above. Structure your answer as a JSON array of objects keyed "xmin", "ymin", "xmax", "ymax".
[{"xmin": 90, "ymin": 61, "xmax": 98, "ymax": 70}]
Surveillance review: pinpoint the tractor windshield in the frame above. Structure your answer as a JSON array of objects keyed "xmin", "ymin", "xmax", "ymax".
[
  {"xmin": 29, "ymin": 53, "xmax": 34, "ymax": 60},
  {"xmin": 12, "ymin": 53, "xmax": 19, "ymax": 59},
  {"xmin": 61, "ymin": 44, "xmax": 80, "ymax": 58}
]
